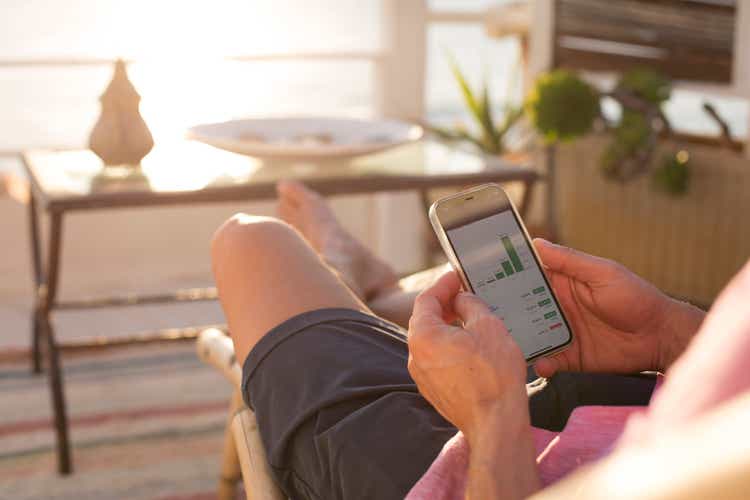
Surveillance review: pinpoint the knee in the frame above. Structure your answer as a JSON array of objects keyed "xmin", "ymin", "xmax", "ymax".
[{"xmin": 211, "ymin": 214, "xmax": 294, "ymax": 271}]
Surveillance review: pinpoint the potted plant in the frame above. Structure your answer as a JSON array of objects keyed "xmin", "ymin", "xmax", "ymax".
[
  {"xmin": 428, "ymin": 55, "xmax": 524, "ymax": 159},
  {"xmin": 526, "ymin": 68, "xmax": 746, "ymax": 305}
]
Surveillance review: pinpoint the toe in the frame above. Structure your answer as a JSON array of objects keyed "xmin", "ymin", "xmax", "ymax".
[
  {"xmin": 276, "ymin": 198, "xmax": 297, "ymax": 224},
  {"xmin": 278, "ymin": 180, "xmax": 323, "ymax": 204},
  {"xmin": 276, "ymin": 181, "xmax": 297, "ymax": 204}
]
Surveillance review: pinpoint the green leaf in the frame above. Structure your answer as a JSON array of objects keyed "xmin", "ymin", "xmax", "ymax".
[
  {"xmin": 426, "ymin": 124, "xmax": 486, "ymax": 151},
  {"xmin": 435, "ymin": 51, "xmax": 523, "ymax": 155},
  {"xmin": 478, "ymin": 81, "xmax": 501, "ymax": 153},
  {"xmin": 496, "ymin": 105, "xmax": 523, "ymax": 136},
  {"xmin": 447, "ymin": 52, "xmax": 504, "ymax": 154},
  {"xmin": 618, "ymin": 68, "xmax": 671, "ymax": 105},
  {"xmin": 447, "ymin": 52, "xmax": 481, "ymax": 122},
  {"xmin": 652, "ymin": 151, "xmax": 690, "ymax": 196}
]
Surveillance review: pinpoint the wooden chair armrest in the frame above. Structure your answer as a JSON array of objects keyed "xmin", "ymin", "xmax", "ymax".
[
  {"xmin": 232, "ymin": 408, "xmax": 286, "ymax": 500},
  {"xmin": 197, "ymin": 327, "xmax": 242, "ymax": 389}
]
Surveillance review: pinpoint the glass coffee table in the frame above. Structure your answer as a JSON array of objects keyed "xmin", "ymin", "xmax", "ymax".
[{"xmin": 23, "ymin": 139, "xmax": 538, "ymax": 474}]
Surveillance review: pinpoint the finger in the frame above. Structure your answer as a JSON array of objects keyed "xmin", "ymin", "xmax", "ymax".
[
  {"xmin": 533, "ymin": 356, "xmax": 560, "ymax": 378},
  {"xmin": 276, "ymin": 199, "xmax": 299, "ymax": 225},
  {"xmin": 534, "ymin": 239, "xmax": 615, "ymax": 283},
  {"xmin": 276, "ymin": 182, "xmax": 299, "ymax": 210},
  {"xmin": 276, "ymin": 179, "xmax": 302, "ymax": 195},
  {"xmin": 411, "ymin": 270, "xmax": 462, "ymax": 326},
  {"xmin": 276, "ymin": 197, "xmax": 293, "ymax": 214},
  {"xmin": 277, "ymin": 180, "xmax": 321, "ymax": 201},
  {"xmin": 452, "ymin": 292, "xmax": 492, "ymax": 324},
  {"xmin": 417, "ymin": 270, "xmax": 462, "ymax": 314}
]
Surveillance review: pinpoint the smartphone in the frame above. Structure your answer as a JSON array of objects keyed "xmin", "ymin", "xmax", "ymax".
[{"xmin": 429, "ymin": 183, "xmax": 572, "ymax": 363}]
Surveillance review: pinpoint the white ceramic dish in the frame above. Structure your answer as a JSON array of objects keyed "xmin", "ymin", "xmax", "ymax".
[{"xmin": 186, "ymin": 117, "xmax": 423, "ymax": 159}]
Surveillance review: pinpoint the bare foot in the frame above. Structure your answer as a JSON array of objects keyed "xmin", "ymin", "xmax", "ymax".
[{"xmin": 276, "ymin": 181, "xmax": 398, "ymax": 300}]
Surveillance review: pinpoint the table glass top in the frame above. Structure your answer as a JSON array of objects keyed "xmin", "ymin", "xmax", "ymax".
[{"xmin": 24, "ymin": 140, "xmax": 522, "ymax": 201}]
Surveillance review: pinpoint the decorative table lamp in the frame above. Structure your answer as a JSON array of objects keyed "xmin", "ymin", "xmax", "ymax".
[{"xmin": 89, "ymin": 59, "xmax": 153, "ymax": 186}]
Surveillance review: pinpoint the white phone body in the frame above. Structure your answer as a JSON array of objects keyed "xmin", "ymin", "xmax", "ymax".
[{"xmin": 429, "ymin": 183, "xmax": 573, "ymax": 363}]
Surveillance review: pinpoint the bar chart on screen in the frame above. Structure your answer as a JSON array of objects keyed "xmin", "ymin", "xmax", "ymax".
[{"xmin": 474, "ymin": 233, "xmax": 531, "ymax": 286}]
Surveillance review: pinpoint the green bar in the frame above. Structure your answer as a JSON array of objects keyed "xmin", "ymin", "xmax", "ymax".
[
  {"xmin": 538, "ymin": 298, "xmax": 551, "ymax": 307},
  {"xmin": 533, "ymin": 286, "xmax": 546, "ymax": 294},
  {"xmin": 501, "ymin": 235, "xmax": 524, "ymax": 272},
  {"xmin": 495, "ymin": 272, "xmax": 504, "ymax": 280},
  {"xmin": 501, "ymin": 261, "xmax": 514, "ymax": 276},
  {"xmin": 544, "ymin": 311, "xmax": 557, "ymax": 320}
]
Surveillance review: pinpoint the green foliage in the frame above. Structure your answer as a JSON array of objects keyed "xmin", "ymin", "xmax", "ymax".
[
  {"xmin": 618, "ymin": 68, "xmax": 671, "ymax": 104},
  {"xmin": 598, "ymin": 69, "xmax": 691, "ymax": 196},
  {"xmin": 614, "ymin": 111, "xmax": 651, "ymax": 150},
  {"xmin": 600, "ymin": 111, "xmax": 651, "ymax": 178},
  {"xmin": 652, "ymin": 151, "xmax": 691, "ymax": 195},
  {"xmin": 526, "ymin": 66, "xmax": 698, "ymax": 197},
  {"xmin": 525, "ymin": 70, "xmax": 600, "ymax": 143},
  {"xmin": 430, "ymin": 55, "xmax": 522, "ymax": 155}
]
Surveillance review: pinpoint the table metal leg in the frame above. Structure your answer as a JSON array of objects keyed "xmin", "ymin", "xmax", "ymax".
[
  {"xmin": 28, "ymin": 196, "xmax": 44, "ymax": 374},
  {"xmin": 42, "ymin": 312, "xmax": 72, "ymax": 474},
  {"xmin": 41, "ymin": 211, "xmax": 73, "ymax": 474},
  {"xmin": 31, "ymin": 307, "xmax": 42, "ymax": 373}
]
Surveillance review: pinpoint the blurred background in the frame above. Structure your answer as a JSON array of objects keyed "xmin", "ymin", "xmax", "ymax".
[
  {"xmin": 1, "ymin": 1, "xmax": 748, "ymax": 498},
  {"xmin": 0, "ymin": 0, "xmax": 746, "ymax": 168}
]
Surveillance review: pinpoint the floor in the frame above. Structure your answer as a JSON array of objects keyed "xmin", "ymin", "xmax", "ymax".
[{"xmin": 0, "ymin": 343, "xmax": 237, "ymax": 500}]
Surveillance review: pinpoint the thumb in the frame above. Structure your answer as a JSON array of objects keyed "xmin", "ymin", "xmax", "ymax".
[
  {"xmin": 534, "ymin": 239, "xmax": 614, "ymax": 284},
  {"xmin": 534, "ymin": 355, "xmax": 562, "ymax": 378}
]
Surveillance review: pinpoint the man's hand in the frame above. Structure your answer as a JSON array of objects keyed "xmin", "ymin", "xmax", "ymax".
[
  {"xmin": 408, "ymin": 271, "xmax": 540, "ymax": 499},
  {"xmin": 407, "ymin": 270, "xmax": 528, "ymax": 441},
  {"xmin": 533, "ymin": 239, "xmax": 705, "ymax": 377}
]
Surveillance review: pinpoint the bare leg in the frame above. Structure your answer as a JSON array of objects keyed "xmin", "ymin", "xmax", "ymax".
[
  {"xmin": 367, "ymin": 266, "xmax": 449, "ymax": 327},
  {"xmin": 276, "ymin": 181, "xmax": 400, "ymax": 300},
  {"xmin": 211, "ymin": 214, "xmax": 369, "ymax": 364},
  {"xmin": 276, "ymin": 181, "xmax": 443, "ymax": 326}
]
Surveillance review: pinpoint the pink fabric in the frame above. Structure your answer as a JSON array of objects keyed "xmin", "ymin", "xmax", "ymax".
[
  {"xmin": 406, "ymin": 406, "xmax": 643, "ymax": 500},
  {"xmin": 618, "ymin": 258, "xmax": 750, "ymax": 447},
  {"xmin": 407, "ymin": 259, "xmax": 750, "ymax": 500}
]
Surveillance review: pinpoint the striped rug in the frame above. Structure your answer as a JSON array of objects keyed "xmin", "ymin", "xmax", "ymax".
[{"xmin": 0, "ymin": 344, "xmax": 239, "ymax": 500}]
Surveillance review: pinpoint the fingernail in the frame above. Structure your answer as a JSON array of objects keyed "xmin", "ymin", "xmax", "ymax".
[{"xmin": 535, "ymin": 238, "xmax": 551, "ymax": 247}]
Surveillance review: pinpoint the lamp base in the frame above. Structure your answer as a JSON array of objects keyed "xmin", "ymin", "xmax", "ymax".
[{"xmin": 91, "ymin": 164, "xmax": 150, "ymax": 192}]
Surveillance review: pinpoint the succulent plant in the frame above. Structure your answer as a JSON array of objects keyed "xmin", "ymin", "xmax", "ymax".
[
  {"xmin": 525, "ymin": 70, "xmax": 600, "ymax": 143},
  {"xmin": 429, "ymin": 54, "xmax": 522, "ymax": 155}
]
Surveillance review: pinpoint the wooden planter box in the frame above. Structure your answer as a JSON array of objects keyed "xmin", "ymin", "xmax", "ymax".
[{"xmin": 555, "ymin": 134, "xmax": 750, "ymax": 306}]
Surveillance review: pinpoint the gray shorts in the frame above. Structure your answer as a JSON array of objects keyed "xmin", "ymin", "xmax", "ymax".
[{"xmin": 242, "ymin": 308, "xmax": 656, "ymax": 500}]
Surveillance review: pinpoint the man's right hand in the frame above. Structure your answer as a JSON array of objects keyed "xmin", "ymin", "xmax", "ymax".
[{"xmin": 532, "ymin": 239, "xmax": 705, "ymax": 377}]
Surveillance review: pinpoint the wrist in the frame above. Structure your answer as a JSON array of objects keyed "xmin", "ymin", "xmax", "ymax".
[
  {"xmin": 466, "ymin": 390, "xmax": 530, "ymax": 449},
  {"xmin": 656, "ymin": 298, "xmax": 705, "ymax": 372},
  {"xmin": 466, "ymin": 395, "xmax": 540, "ymax": 500}
]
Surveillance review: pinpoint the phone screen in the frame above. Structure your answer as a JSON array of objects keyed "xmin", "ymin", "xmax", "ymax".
[{"xmin": 445, "ymin": 209, "xmax": 572, "ymax": 360}]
